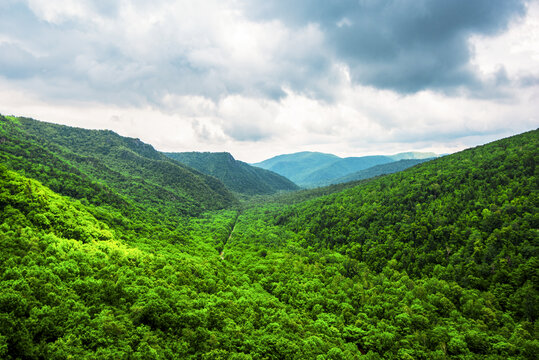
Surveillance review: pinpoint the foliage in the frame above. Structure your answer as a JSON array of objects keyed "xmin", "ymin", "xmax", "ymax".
[
  {"xmin": 166, "ymin": 152, "xmax": 298, "ymax": 195},
  {"xmin": 322, "ymin": 158, "xmax": 433, "ymax": 187},
  {"xmin": 0, "ymin": 115, "xmax": 537, "ymax": 359},
  {"xmin": 0, "ymin": 115, "xmax": 237, "ymax": 217}
]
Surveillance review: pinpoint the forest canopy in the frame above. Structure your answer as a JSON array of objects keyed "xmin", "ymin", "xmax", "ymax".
[{"xmin": 0, "ymin": 115, "xmax": 537, "ymax": 359}]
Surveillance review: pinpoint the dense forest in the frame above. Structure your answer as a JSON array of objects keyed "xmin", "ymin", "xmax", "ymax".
[
  {"xmin": 323, "ymin": 158, "xmax": 433, "ymax": 187},
  {"xmin": 0, "ymin": 115, "xmax": 537, "ymax": 359},
  {"xmin": 165, "ymin": 152, "xmax": 298, "ymax": 195},
  {"xmin": 0, "ymin": 116, "xmax": 237, "ymax": 217}
]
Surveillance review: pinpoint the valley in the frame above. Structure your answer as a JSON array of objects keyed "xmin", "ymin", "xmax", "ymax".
[{"xmin": 0, "ymin": 115, "xmax": 537, "ymax": 359}]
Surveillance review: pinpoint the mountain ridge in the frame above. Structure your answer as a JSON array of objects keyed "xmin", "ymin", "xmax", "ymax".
[
  {"xmin": 0, "ymin": 115, "xmax": 238, "ymax": 216},
  {"xmin": 253, "ymin": 150, "xmax": 439, "ymax": 187},
  {"xmin": 315, "ymin": 157, "xmax": 434, "ymax": 187},
  {"xmin": 165, "ymin": 151, "xmax": 299, "ymax": 195}
]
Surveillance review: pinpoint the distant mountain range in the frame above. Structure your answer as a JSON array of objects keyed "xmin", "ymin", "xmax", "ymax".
[
  {"xmin": 165, "ymin": 152, "xmax": 299, "ymax": 195},
  {"xmin": 252, "ymin": 151, "xmax": 438, "ymax": 187}
]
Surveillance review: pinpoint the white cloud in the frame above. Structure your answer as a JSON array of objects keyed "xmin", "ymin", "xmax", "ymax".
[
  {"xmin": 470, "ymin": 1, "xmax": 539, "ymax": 81},
  {"xmin": 25, "ymin": 0, "xmax": 91, "ymax": 24},
  {"xmin": 0, "ymin": 0, "xmax": 537, "ymax": 163}
]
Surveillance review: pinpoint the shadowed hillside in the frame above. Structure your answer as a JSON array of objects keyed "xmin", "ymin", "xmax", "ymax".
[
  {"xmin": 166, "ymin": 151, "xmax": 299, "ymax": 195},
  {"xmin": 0, "ymin": 115, "xmax": 237, "ymax": 216}
]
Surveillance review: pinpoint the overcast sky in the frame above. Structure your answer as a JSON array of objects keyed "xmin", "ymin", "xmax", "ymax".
[{"xmin": 1, "ymin": 0, "xmax": 538, "ymax": 162}]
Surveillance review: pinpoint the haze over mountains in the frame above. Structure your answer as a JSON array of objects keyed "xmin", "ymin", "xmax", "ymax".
[{"xmin": 253, "ymin": 151, "xmax": 438, "ymax": 187}]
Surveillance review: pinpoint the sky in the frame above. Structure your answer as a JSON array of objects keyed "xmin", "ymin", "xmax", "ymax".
[{"xmin": 0, "ymin": 0, "xmax": 538, "ymax": 163}]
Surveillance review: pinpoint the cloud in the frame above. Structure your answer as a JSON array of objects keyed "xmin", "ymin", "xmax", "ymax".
[
  {"xmin": 218, "ymin": 96, "xmax": 279, "ymax": 141},
  {"xmin": 244, "ymin": 0, "xmax": 528, "ymax": 93},
  {"xmin": 1, "ymin": 77, "xmax": 537, "ymax": 163},
  {"xmin": 0, "ymin": 0, "xmax": 334, "ymax": 104},
  {"xmin": 0, "ymin": 0, "xmax": 537, "ymax": 163},
  {"xmin": 0, "ymin": 0, "xmax": 530, "ymax": 104}
]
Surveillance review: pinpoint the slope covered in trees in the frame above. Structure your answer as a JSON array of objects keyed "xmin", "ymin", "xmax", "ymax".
[
  {"xmin": 0, "ymin": 115, "xmax": 237, "ymax": 216},
  {"xmin": 0, "ymin": 115, "xmax": 537, "ymax": 359},
  {"xmin": 165, "ymin": 152, "xmax": 299, "ymax": 195},
  {"xmin": 231, "ymin": 129, "xmax": 538, "ymax": 358},
  {"xmin": 318, "ymin": 158, "xmax": 434, "ymax": 187}
]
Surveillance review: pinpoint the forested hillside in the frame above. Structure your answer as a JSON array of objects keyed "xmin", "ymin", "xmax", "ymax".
[
  {"xmin": 165, "ymin": 152, "xmax": 299, "ymax": 195},
  {"xmin": 232, "ymin": 129, "xmax": 539, "ymax": 358},
  {"xmin": 0, "ymin": 116, "xmax": 237, "ymax": 216},
  {"xmin": 0, "ymin": 115, "xmax": 537, "ymax": 359},
  {"xmin": 321, "ymin": 158, "xmax": 433, "ymax": 186}
]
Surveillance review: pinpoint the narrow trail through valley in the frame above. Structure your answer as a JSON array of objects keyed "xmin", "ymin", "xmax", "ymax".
[{"xmin": 220, "ymin": 213, "xmax": 239, "ymax": 260}]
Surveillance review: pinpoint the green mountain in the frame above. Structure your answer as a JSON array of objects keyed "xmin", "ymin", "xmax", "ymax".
[
  {"xmin": 0, "ymin": 115, "xmax": 237, "ymax": 217},
  {"xmin": 165, "ymin": 152, "xmax": 299, "ymax": 195},
  {"xmin": 0, "ymin": 114, "xmax": 537, "ymax": 359},
  {"xmin": 298, "ymin": 155, "xmax": 394, "ymax": 186},
  {"xmin": 252, "ymin": 151, "xmax": 340, "ymax": 184},
  {"xmin": 253, "ymin": 151, "xmax": 438, "ymax": 187},
  {"xmin": 237, "ymin": 129, "xmax": 538, "ymax": 357},
  {"xmin": 315, "ymin": 158, "xmax": 434, "ymax": 186}
]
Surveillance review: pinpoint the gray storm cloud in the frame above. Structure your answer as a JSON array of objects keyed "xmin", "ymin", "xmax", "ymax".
[
  {"xmin": 244, "ymin": 0, "xmax": 527, "ymax": 93},
  {"xmin": 0, "ymin": 0, "xmax": 528, "ymax": 104}
]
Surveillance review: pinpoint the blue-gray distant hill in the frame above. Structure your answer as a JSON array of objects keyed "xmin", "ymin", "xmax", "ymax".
[
  {"xmin": 165, "ymin": 152, "xmax": 299, "ymax": 195},
  {"xmin": 252, "ymin": 152, "xmax": 340, "ymax": 183},
  {"xmin": 253, "ymin": 151, "xmax": 438, "ymax": 187}
]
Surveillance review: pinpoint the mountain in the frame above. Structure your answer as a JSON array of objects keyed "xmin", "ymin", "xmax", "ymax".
[
  {"xmin": 165, "ymin": 152, "xmax": 299, "ymax": 195},
  {"xmin": 252, "ymin": 151, "xmax": 340, "ymax": 184},
  {"xmin": 253, "ymin": 151, "xmax": 438, "ymax": 187},
  {"xmin": 314, "ymin": 158, "xmax": 434, "ymax": 186},
  {"xmin": 298, "ymin": 155, "xmax": 394, "ymax": 186},
  {"xmin": 272, "ymin": 129, "xmax": 538, "ymax": 280},
  {"xmin": 236, "ymin": 129, "xmax": 538, "ymax": 357},
  {"xmin": 0, "ymin": 115, "xmax": 237, "ymax": 216},
  {"xmin": 1, "ymin": 113, "xmax": 537, "ymax": 359}
]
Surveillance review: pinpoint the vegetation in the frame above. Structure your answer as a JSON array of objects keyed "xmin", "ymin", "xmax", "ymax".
[
  {"xmin": 252, "ymin": 151, "xmax": 341, "ymax": 186},
  {"xmin": 0, "ymin": 115, "xmax": 537, "ymax": 359},
  {"xmin": 0, "ymin": 116, "xmax": 237, "ymax": 217},
  {"xmin": 253, "ymin": 151, "xmax": 438, "ymax": 187},
  {"xmin": 318, "ymin": 158, "xmax": 434, "ymax": 187},
  {"xmin": 165, "ymin": 152, "xmax": 298, "ymax": 195}
]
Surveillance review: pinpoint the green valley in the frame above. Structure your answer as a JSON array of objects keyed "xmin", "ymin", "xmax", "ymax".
[{"xmin": 0, "ymin": 115, "xmax": 537, "ymax": 359}]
